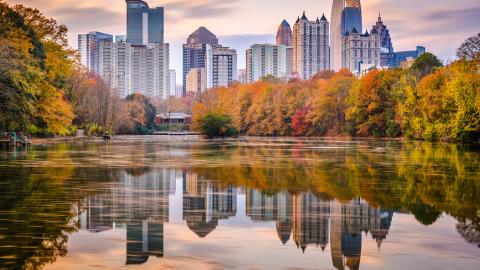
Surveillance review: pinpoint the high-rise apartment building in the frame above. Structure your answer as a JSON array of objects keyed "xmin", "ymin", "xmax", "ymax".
[
  {"xmin": 293, "ymin": 12, "xmax": 330, "ymax": 80},
  {"xmin": 331, "ymin": 0, "xmax": 362, "ymax": 71},
  {"xmin": 246, "ymin": 44, "xmax": 287, "ymax": 83},
  {"xmin": 276, "ymin": 20, "xmax": 294, "ymax": 78},
  {"xmin": 78, "ymin": 31, "xmax": 113, "ymax": 74},
  {"xmin": 208, "ymin": 47, "xmax": 237, "ymax": 88},
  {"xmin": 237, "ymin": 69, "xmax": 247, "ymax": 84},
  {"xmin": 342, "ymin": 28, "xmax": 380, "ymax": 75},
  {"xmin": 126, "ymin": 0, "xmax": 164, "ymax": 45},
  {"xmin": 99, "ymin": 41, "xmax": 169, "ymax": 99}
]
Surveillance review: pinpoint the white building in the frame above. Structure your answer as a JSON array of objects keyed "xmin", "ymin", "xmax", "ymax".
[
  {"xmin": 342, "ymin": 28, "xmax": 381, "ymax": 76},
  {"xmin": 206, "ymin": 47, "xmax": 237, "ymax": 88},
  {"xmin": 98, "ymin": 41, "xmax": 170, "ymax": 99},
  {"xmin": 78, "ymin": 31, "xmax": 113, "ymax": 74},
  {"xmin": 246, "ymin": 44, "xmax": 287, "ymax": 83},
  {"xmin": 293, "ymin": 12, "xmax": 330, "ymax": 80}
]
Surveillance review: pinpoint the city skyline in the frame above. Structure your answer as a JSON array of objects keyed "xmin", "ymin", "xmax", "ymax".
[{"xmin": 7, "ymin": 0, "xmax": 480, "ymax": 82}]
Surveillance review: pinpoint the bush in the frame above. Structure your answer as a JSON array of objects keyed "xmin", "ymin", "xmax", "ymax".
[{"xmin": 199, "ymin": 113, "xmax": 238, "ymax": 139}]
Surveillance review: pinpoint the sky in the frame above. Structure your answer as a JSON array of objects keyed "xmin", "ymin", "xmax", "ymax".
[{"xmin": 6, "ymin": 0, "xmax": 480, "ymax": 84}]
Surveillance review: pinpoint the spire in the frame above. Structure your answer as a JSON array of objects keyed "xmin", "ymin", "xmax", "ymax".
[
  {"xmin": 295, "ymin": 16, "xmax": 300, "ymax": 23},
  {"xmin": 351, "ymin": 27, "xmax": 359, "ymax": 34},
  {"xmin": 280, "ymin": 19, "xmax": 290, "ymax": 28},
  {"xmin": 320, "ymin": 13, "xmax": 327, "ymax": 21},
  {"xmin": 378, "ymin": 12, "xmax": 382, "ymax": 22},
  {"xmin": 301, "ymin": 11, "xmax": 308, "ymax": 21}
]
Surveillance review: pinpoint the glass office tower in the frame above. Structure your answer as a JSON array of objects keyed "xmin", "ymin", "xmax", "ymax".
[
  {"xmin": 330, "ymin": 0, "xmax": 362, "ymax": 71},
  {"xmin": 126, "ymin": 0, "xmax": 164, "ymax": 45}
]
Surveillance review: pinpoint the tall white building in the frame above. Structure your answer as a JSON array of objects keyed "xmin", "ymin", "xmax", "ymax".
[
  {"xmin": 78, "ymin": 31, "xmax": 113, "ymax": 74},
  {"xmin": 206, "ymin": 47, "xmax": 237, "ymax": 88},
  {"xmin": 342, "ymin": 28, "xmax": 380, "ymax": 76},
  {"xmin": 293, "ymin": 12, "xmax": 330, "ymax": 80},
  {"xmin": 246, "ymin": 44, "xmax": 287, "ymax": 83},
  {"xmin": 98, "ymin": 41, "xmax": 170, "ymax": 99}
]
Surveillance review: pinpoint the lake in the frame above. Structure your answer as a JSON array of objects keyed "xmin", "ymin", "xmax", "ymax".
[{"xmin": 0, "ymin": 136, "xmax": 479, "ymax": 270}]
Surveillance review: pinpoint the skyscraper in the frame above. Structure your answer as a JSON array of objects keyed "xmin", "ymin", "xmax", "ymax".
[
  {"xmin": 183, "ymin": 27, "xmax": 236, "ymax": 94},
  {"xmin": 126, "ymin": 0, "xmax": 164, "ymax": 45},
  {"xmin": 293, "ymin": 12, "xmax": 330, "ymax": 80},
  {"xmin": 182, "ymin": 27, "xmax": 219, "ymax": 95},
  {"xmin": 276, "ymin": 20, "xmax": 294, "ymax": 78},
  {"xmin": 276, "ymin": 20, "xmax": 293, "ymax": 46},
  {"xmin": 331, "ymin": 0, "xmax": 362, "ymax": 71},
  {"xmin": 78, "ymin": 31, "xmax": 113, "ymax": 74},
  {"xmin": 246, "ymin": 44, "xmax": 287, "ymax": 83}
]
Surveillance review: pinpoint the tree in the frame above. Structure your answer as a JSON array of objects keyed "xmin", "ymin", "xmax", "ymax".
[
  {"xmin": 457, "ymin": 33, "xmax": 480, "ymax": 60},
  {"xmin": 410, "ymin": 52, "xmax": 443, "ymax": 80},
  {"xmin": 199, "ymin": 113, "xmax": 237, "ymax": 139}
]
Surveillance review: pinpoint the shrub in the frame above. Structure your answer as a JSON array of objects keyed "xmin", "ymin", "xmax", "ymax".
[{"xmin": 199, "ymin": 113, "xmax": 237, "ymax": 139}]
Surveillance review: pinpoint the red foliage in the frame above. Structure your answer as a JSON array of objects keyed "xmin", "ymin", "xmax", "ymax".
[{"xmin": 292, "ymin": 106, "xmax": 311, "ymax": 136}]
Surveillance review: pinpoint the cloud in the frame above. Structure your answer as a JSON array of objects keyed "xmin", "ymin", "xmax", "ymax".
[{"xmin": 163, "ymin": 0, "xmax": 244, "ymax": 18}]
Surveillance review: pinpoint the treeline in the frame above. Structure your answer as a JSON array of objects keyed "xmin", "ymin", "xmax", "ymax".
[
  {"xmin": 0, "ymin": 2, "xmax": 158, "ymax": 136},
  {"xmin": 193, "ymin": 48, "xmax": 480, "ymax": 141}
]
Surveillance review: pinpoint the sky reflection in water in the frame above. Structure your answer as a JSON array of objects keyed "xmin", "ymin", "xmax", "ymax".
[{"xmin": 0, "ymin": 137, "xmax": 479, "ymax": 270}]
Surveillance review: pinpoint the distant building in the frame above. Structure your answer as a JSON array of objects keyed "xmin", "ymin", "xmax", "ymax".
[
  {"xmin": 115, "ymin": 35, "xmax": 127, "ymax": 43},
  {"xmin": 276, "ymin": 20, "xmax": 294, "ymax": 78},
  {"xmin": 155, "ymin": 113, "xmax": 192, "ymax": 125},
  {"xmin": 126, "ymin": 0, "xmax": 164, "ymax": 45},
  {"xmin": 99, "ymin": 42, "xmax": 169, "ymax": 98},
  {"xmin": 182, "ymin": 27, "xmax": 219, "ymax": 96},
  {"xmin": 393, "ymin": 46, "xmax": 425, "ymax": 67},
  {"xmin": 175, "ymin": 84, "xmax": 183, "ymax": 97},
  {"xmin": 169, "ymin": 69, "xmax": 176, "ymax": 97},
  {"xmin": 237, "ymin": 69, "xmax": 247, "ymax": 84},
  {"xmin": 208, "ymin": 46, "xmax": 237, "ymax": 88},
  {"xmin": 293, "ymin": 12, "xmax": 330, "ymax": 80},
  {"xmin": 342, "ymin": 28, "xmax": 381, "ymax": 76},
  {"xmin": 78, "ymin": 31, "xmax": 113, "ymax": 74},
  {"xmin": 246, "ymin": 44, "xmax": 287, "ymax": 83},
  {"xmin": 331, "ymin": 0, "xmax": 363, "ymax": 71},
  {"xmin": 186, "ymin": 68, "xmax": 207, "ymax": 94},
  {"xmin": 371, "ymin": 14, "xmax": 394, "ymax": 67}
]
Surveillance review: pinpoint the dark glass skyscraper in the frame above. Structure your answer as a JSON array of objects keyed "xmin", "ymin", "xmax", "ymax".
[
  {"xmin": 330, "ymin": 0, "xmax": 362, "ymax": 71},
  {"xmin": 126, "ymin": 0, "xmax": 164, "ymax": 45}
]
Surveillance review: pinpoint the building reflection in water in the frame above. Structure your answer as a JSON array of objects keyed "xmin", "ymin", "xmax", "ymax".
[
  {"xmin": 79, "ymin": 170, "xmax": 393, "ymax": 269},
  {"xmin": 183, "ymin": 172, "xmax": 237, "ymax": 238},
  {"xmin": 80, "ymin": 168, "xmax": 178, "ymax": 265},
  {"xmin": 246, "ymin": 189, "xmax": 393, "ymax": 270}
]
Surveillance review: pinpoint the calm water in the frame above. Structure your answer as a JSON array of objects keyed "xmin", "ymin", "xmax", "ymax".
[{"xmin": 0, "ymin": 137, "xmax": 479, "ymax": 270}]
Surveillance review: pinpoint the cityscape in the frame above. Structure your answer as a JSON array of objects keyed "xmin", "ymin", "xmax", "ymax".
[
  {"xmin": 78, "ymin": 0, "xmax": 426, "ymax": 99},
  {"xmin": 76, "ymin": 168, "xmax": 394, "ymax": 269}
]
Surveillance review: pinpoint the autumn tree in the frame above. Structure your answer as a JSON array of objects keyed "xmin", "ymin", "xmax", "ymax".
[{"xmin": 457, "ymin": 33, "xmax": 480, "ymax": 60}]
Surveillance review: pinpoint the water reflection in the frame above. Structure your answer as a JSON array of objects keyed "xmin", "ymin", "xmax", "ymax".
[{"xmin": 0, "ymin": 139, "xmax": 479, "ymax": 269}]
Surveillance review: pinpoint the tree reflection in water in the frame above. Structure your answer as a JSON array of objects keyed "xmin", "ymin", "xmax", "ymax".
[{"xmin": 0, "ymin": 139, "xmax": 479, "ymax": 269}]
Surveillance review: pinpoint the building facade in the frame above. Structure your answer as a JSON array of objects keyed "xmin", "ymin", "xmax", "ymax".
[
  {"xmin": 393, "ymin": 46, "xmax": 425, "ymax": 67},
  {"xmin": 99, "ymin": 42, "xmax": 170, "ymax": 99},
  {"xmin": 126, "ymin": 0, "xmax": 164, "ymax": 45},
  {"xmin": 186, "ymin": 68, "xmax": 207, "ymax": 94},
  {"xmin": 293, "ymin": 12, "xmax": 330, "ymax": 80},
  {"xmin": 169, "ymin": 69, "xmax": 176, "ymax": 97},
  {"xmin": 371, "ymin": 14, "xmax": 394, "ymax": 67},
  {"xmin": 78, "ymin": 31, "xmax": 113, "ymax": 74},
  {"xmin": 208, "ymin": 47, "xmax": 237, "ymax": 88},
  {"xmin": 331, "ymin": 0, "xmax": 362, "ymax": 71},
  {"xmin": 182, "ymin": 27, "xmax": 219, "ymax": 95},
  {"xmin": 276, "ymin": 20, "xmax": 294, "ymax": 78},
  {"xmin": 342, "ymin": 28, "xmax": 381, "ymax": 76},
  {"xmin": 246, "ymin": 44, "xmax": 287, "ymax": 83}
]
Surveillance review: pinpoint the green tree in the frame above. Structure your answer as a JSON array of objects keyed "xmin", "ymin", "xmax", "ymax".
[
  {"xmin": 410, "ymin": 52, "xmax": 443, "ymax": 80},
  {"xmin": 199, "ymin": 113, "xmax": 237, "ymax": 139}
]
